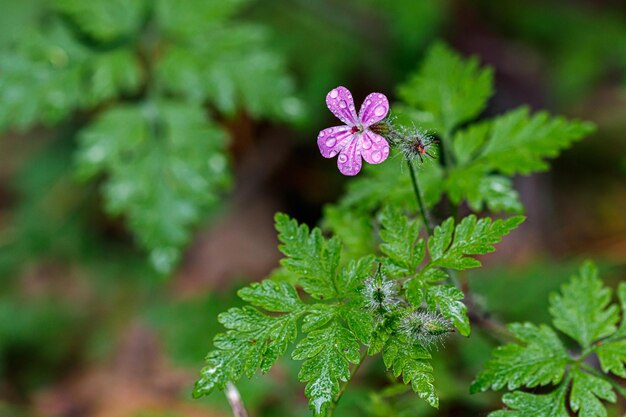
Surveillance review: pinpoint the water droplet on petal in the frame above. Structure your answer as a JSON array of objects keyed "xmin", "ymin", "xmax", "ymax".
[
  {"xmin": 325, "ymin": 137, "xmax": 336, "ymax": 147},
  {"xmin": 329, "ymin": 150, "xmax": 338, "ymax": 157},
  {"xmin": 374, "ymin": 105, "xmax": 386, "ymax": 116},
  {"xmin": 319, "ymin": 131, "xmax": 325, "ymax": 138},
  {"xmin": 338, "ymin": 154, "xmax": 348, "ymax": 163},
  {"xmin": 372, "ymin": 151, "xmax": 382, "ymax": 162},
  {"xmin": 366, "ymin": 99, "xmax": 371, "ymax": 105},
  {"xmin": 330, "ymin": 89, "xmax": 339, "ymax": 98},
  {"xmin": 361, "ymin": 136, "xmax": 372, "ymax": 150},
  {"xmin": 339, "ymin": 100, "xmax": 347, "ymax": 109}
]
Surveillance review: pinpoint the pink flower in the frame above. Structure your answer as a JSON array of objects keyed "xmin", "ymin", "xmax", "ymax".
[{"xmin": 318, "ymin": 86, "xmax": 390, "ymax": 176}]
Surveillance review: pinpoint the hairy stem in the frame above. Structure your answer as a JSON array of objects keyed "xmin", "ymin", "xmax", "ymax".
[
  {"xmin": 225, "ymin": 381, "xmax": 249, "ymax": 417},
  {"xmin": 406, "ymin": 159, "xmax": 433, "ymax": 235},
  {"xmin": 327, "ymin": 350, "xmax": 368, "ymax": 417}
]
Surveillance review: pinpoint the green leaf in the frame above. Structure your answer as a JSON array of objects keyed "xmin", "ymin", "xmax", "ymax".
[
  {"xmin": 53, "ymin": 0, "xmax": 146, "ymax": 42},
  {"xmin": 477, "ymin": 107, "xmax": 595, "ymax": 175},
  {"xmin": 275, "ymin": 213, "xmax": 341, "ymax": 300},
  {"xmin": 335, "ymin": 256, "xmax": 375, "ymax": 296},
  {"xmin": 424, "ymin": 284, "xmax": 470, "ymax": 336},
  {"xmin": 549, "ymin": 261, "xmax": 619, "ymax": 348},
  {"xmin": 322, "ymin": 205, "xmax": 374, "ymax": 259},
  {"xmin": 452, "ymin": 121, "xmax": 490, "ymax": 166},
  {"xmin": 338, "ymin": 152, "xmax": 444, "ymax": 214},
  {"xmin": 155, "ymin": 24, "xmax": 303, "ymax": 122},
  {"xmin": 570, "ymin": 368, "xmax": 616, "ymax": 417},
  {"xmin": 75, "ymin": 101, "xmax": 230, "ymax": 273},
  {"xmin": 398, "ymin": 42, "xmax": 493, "ymax": 134},
  {"xmin": 490, "ymin": 383, "xmax": 569, "ymax": 417},
  {"xmin": 447, "ymin": 167, "xmax": 523, "ymax": 214},
  {"xmin": 293, "ymin": 320, "xmax": 360, "ymax": 416},
  {"xmin": 379, "ymin": 206, "xmax": 424, "ymax": 277},
  {"xmin": 428, "ymin": 215, "xmax": 525, "ymax": 270},
  {"xmin": 597, "ymin": 340, "xmax": 626, "ymax": 378},
  {"xmin": 613, "ymin": 282, "xmax": 626, "ymax": 338},
  {"xmin": 382, "ymin": 333, "xmax": 438, "ymax": 408},
  {"xmin": 237, "ymin": 280, "xmax": 303, "ymax": 313},
  {"xmin": 193, "ymin": 306, "xmax": 300, "ymax": 397},
  {"xmin": 471, "ymin": 323, "xmax": 568, "ymax": 393}
]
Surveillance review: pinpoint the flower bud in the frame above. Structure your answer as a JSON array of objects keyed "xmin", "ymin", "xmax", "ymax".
[{"xmin": 400, "ymin": 310, "xmax": 453, "ymax": 350}]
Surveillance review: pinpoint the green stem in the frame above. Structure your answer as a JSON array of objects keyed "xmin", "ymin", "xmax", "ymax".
[
  {"xmin": 327, "ymin": 350, "xmax": 368, "ymax": 417},
  {"xmin": 406, "ymin": 159, "xmax": 433, "ymax": 236}
]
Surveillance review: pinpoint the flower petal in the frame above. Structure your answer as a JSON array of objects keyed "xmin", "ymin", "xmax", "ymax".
[
  {"xmin": 326, "ymin": 86, "xmax": 358, "ymax": 126},
  {"xmin": 358, "ymin": 92, "xmax": 389, "ymax": 127},
  {"xmin": 337, "ymin": 136, "xmax": 362, "ymax": 176},
  {"xmin": 317, "ymin": 125, "xmax": 353, "ymax": 158},
  {"xmin": 360, "ymin": 130, "xmax": 390, "ymax": 165}
]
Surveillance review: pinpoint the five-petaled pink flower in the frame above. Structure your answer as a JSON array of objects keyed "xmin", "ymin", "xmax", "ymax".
[{"xmin": 318, "ymin": 86, "xmax": 390, "ymax": 176}]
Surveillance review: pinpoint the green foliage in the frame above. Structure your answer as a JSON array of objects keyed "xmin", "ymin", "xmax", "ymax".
[
  {"xmin": 76, "ymin": 102, "xmax": 230, "ymax": 273},
  {"xmin": 0, "ymin": 0, "xmax": 300, "ymax": 273},
  {"xmin": 331, "ymin": 43, "xmax": 594, "ymax": 220},
  {"xmin": 398, "ymin": 42, "xmax": 494, "ymax": 135},
  {"xmin": 473, "ymin": 261, "xmax": 625, "ymax": 416},
  {"xmin": 196, "ymin": 208, "xmax": 522, "ymax": 415},
  {"xmin": 385, "ymin": 212, "xmax": 524, "ymax": 336}
]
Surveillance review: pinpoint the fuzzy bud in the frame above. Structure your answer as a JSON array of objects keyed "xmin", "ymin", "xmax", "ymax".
[
  {"xmin": 400, "ymin": 310, "xmax": 453, "ymax": 350},
  {"xmin": 362, "ymin": 270, "xmax": 399, "ymax": 319}
]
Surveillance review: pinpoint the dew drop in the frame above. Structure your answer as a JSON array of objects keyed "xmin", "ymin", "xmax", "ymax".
[
  {"xmin": 330, "ymin": 89, "xmax": 338, "ymax": 98},
  {"xmin": 319, "ymin": 130, "xmax": 325, "ymax": 138},
  {"xmin": 361, "ymin": 136, "xmax": 372, "ymax": 150},
  {"xmin": 325, "ymin": 137, "xmax": 336, "ymax": 147},
  {"xmin": 329, "ymin": 150, "xmax": 338, "ymax": 157},
  {"xmin": 374, "ymin": 105, "xmax": 386, "ymax": 116},
  {"xmin": 339, "ymin": 100, "xmax": 347, "ymax": 109},
  {"xmin": 372, "ymin": 150, "xmax": 382, "ymax": 162},
  {"xmin": 338, "ymin": 154, "xmax": 348, "ymax": 163},
  {"xmin": 366, "ymin": 99, "xmax": 371, "ymax": 105}
]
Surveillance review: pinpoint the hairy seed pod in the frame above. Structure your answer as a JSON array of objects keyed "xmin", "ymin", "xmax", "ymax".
[{"xmin": 362, "ymin": 270, "xmax": 399, "ymax": 318}]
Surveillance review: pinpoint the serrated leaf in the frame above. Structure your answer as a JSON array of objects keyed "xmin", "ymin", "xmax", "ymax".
[
  {"xmin": 54, "ymin": 0, "xmax": 146, "ymax": 42},
  {"xmin": 275, "ymin": 213, "xmax": 341, "ymax": 300},
  {"xmin": 155, "ymin": 24, "xmax": 302, "ymax": 121},
  {"xmin": 338, "ymin": 151, "xmax": 444, "ymax": 214},
  {"xmin": 194, "ymin": 306, "xmax": 300, "ymax": 397},
  {"xmin": 425, "ymin": 284, "xmax": 470, "ymax": 336},
  {"xmin": 490, "ymin": 383, "xmax": 569, "ymax": 417},
  {"xmin": 613, "ymin": 282, "xmax": 626, "ymax": 338},
  {"xmin": 293, "ymin": 321, "xmax": 360, "ymax": 416},
  {"xmin": 477, "ymin": 107, "xmax": 595, "ymax": 175},
  {"xmin": 428, "ymin": 215, "xmax": 525, "ymax": 270},
  {"xmin": 398, "ymin": 42, "xmax": 493, "ymax": 134},
  {"xmin": 382, "ymin": 333, "xmax": 438, "ymax": 408},
  {"xmin": 237, "ymin": 280, "xmax": 303, "ymax": 313},
  {"xmin": 322, "ymin": 205, "xmax": 374, "ymax": 259},
  {"xmin": 447, "ymin": 166, "xmax": 523, "ymax": 214},
  {"xmin": 570, "ymin": 368, "xmax": 616, "ymax": 417},
  {"xmin": 471, "ymin": 323, "xmax": 568, "ymax": 393},
  {"xmin": 597, "ymin": 340, "xmax": 626, "ymax": 378},
  {"xmin": 379, "ymin": 206, "xmax": 424, "ymax": 277},
  {"xmin": 342, "ymin": 307, "xmax": 374, "ymax": 345},
  {"xmin": 335, "ymin": 255, "xmax": 375, "ymax": 296},
  {"xmin": 75, "ymin": 101, "xmax": 230, "ymax": 273},
  {"xmin": 452, "ymin": 121, "xmax": 490, "ymax": 166},
  {"xmin": 549, "ymin": 261, "xmax": 619, "ymax": 348}
]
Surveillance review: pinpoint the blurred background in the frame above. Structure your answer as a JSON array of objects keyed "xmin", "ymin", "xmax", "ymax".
[{"xmin": 1, "ymin": 0, "xmax": 625, "ymax": 416}]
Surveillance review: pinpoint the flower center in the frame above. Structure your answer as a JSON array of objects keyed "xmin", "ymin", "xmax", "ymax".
[{"xmin": 351, "ymin": 125, "xmax": 363, "ymax": 134}]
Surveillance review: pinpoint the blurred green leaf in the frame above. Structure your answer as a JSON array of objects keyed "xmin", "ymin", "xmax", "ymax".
[
  {"xmin": 76, "ymin": 101, "xmax": 230, "ymax": 273},
  {"xmin": 398, "ymin": 42, "xmax": 493, "ymax": 134}
]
